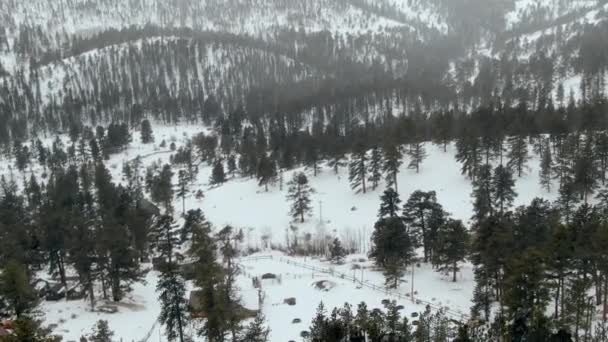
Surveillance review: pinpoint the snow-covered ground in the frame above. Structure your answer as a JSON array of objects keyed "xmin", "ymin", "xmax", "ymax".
[
  {"xmin": 238, "ymin": 252, "xmax": 473, "ymax": 342},
  {"xmin": 42, "ymin": 271, "xmax": 162, "ymax": 342},
  {"xmin": 0, "ymin": 123, "xmax": 559, "ymax": 341}
]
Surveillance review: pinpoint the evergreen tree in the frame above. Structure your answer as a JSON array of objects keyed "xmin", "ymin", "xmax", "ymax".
[
  {"xmin": 434, "ymin": 219, "xmax": 469, "ymax": 282},
  {"xmin": 471, "ymin": 164, "xmax": 494, "ymax": 222},
  {"xmin": 227, "ymin": 154, "xmax": 237, "ymax": 178},
  {"xmin": 455, "ymin": 135, "xmax": 482, "ymax": 180},
  {"xmin": 157, "ymin": 262, "xmax": 188, "ymax": 342},
  {"xmin": 140, "ymin": 119, "xmax": 154, "ymax": 144},
  {"xmin": 349, "ymin": 143, "xmax": 368, "ymax": 194},
  {"xmin": 210, "ymin": 159, "xmax": 226, "ymax": 185},
  {"xmin": 150, "ymin": 164, "xmax": 174, "ymax": 213},
  {"xmin": 573, "ymin": 137, "xmax": 598, "ymax": 203},
  {"xmin": 539, "ymin": 140, "xmax": 554, "ymax": 192},
  {"xmin": 370, "ymin": 217, "xmax": 416, "ymax": 288},
  {"xmin": 368, "ymin": 146, "xmax": 382, "ymax": 191},
  {"xmin": 503, "ymin": 250, "xmax": 550, "ymax": 318},
  {"xmin": 0, "ymin": 260, "xmax": 38, "ymax": 318},
  {"xmin": 382, "ymin": 142, "xmax": 403, "ymax": 193},
  {"xmin": 88, "ymin": 320, "xmax": 114, "ymax": 342},
  {"xmin": 407, "ymin": 142, "xmax": 426, "ymax": 173},
  {"xmin": 329, "ymin": 238, "xmax": 346, "ymax": 264},
  {"xmin": 402, "ymin": 191, "xmax": 445, "ymax": 263},
  {"xmin": 309, "ymin": 302, "xmax": 328, "ymax": 341},
  {"xmin": 256, "ymin": 154, "xmax": 277, "ymax": 191},
  {"xmin": 286, "ymin": 172, "xmax": 314, "ymax": 223},
  {"xmin": 327, "ymin": 151, "xmax": 346, "ymax": 175},
  {"xmin": 153, "ymin": 215, "xmax": 189, "ymax": 342},
  {"xmin": 546, "ymin": 224, "xmax": 573, "ymax": 320},
  {"xmin": 241, "ymin": 314, "xmax": 270, "ymax": 342},
  {"xmin": 507, "ymin": 135, "xmax": 530, "ymax": 177},
  {"xmin": 304, "ymin": 138, "xmax": 321, "ymax": 177},
  {"xmin": 594, "ymin": 132, "xmax": 608, "ymax": 185},
  {"xmin": 492, "ymin": 165, "xmax": 517, "ymax": 215},
  {"xmin": 35, "ymin": 139, "xmax": 48, "ymax": 169},
  {"xmin": 4, "ymin": 318, "xmax": 61, "ymax": 342},
  {"xmin": 177, "ymin": 170, "xmax": 189, "ymax": 215},
  {"xmin": 557, "ymin": 177, "xmax": 580, "ymax": 223},
  {"xmin": 378, "ymin": 188, "xmax": 401, "ymax": 218}
]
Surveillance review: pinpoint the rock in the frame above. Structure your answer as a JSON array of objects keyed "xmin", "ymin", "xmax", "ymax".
[
  {"xmin": 97, "ymin": 305, "xmax": 118, "ymax": 314},
  {"xmin": 283, "ymin": 297, "xmax": 296, "ymax": 306},
  {"xmin": 261, "ymin": 273, "xmax": 277, "ymax": 280}
]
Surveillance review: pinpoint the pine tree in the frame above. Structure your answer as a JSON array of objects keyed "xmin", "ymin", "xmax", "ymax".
[
  {"xmin": 402, "ymin": 191, "xmax": 445, "ymax": 263},
  {"xmin": 210, "ymin": 159, "xmax": 226, "ymax": 185},
  {"xmin": 456, "ymin": 135, "xmax": 482, "ymax": 180},
  {"xmin": 150, "ymin": 164, "xmax": 174, "ymax": 213},
  {"xmin": 329, "ymin": 238, "xmax": 346, "ymax": 264},
  {"xmin": 407, "ymin": 141, "xmax": 426, "ymax": 173},
  {"xmin": 471, "ymin": 164, "xmax": 494, "ymax": 222},
  {"xmin": 286, "ymin": 172, "xmax": 314, "ymax": 223},
  {"xmin": 434, "ymin": 219, "xmax": 469, "ymax": 282},
  {"xmin": 349, "ymin": 143, "xmax": 368, "ymax": 194},
  {"xmin": 371, "ymin": 217, "xmax": 415, "ymax": 288},
  {"xmin": 539, "ymin": 140, "xmax": 554, "ymax": 192},
  {"xmin": 0, "ymin": 260, "xmax": 38, "ymax": 318},
  {"xmin": 378, "ymin": 188, "xmax": 401, "ymax": 219},
  {"xmin": 227, "ymin": 154, "xmax": 237, "ymax": 178},
  {"xmin": 177, "ymin": 170, "xmax": 189, "ymax": 215},
  {"xmin": 88, "ymin": 320, "xmax": 114, "ymax": 342},
  {"xmin": 241, "ymin": 313, "xmax": 270, "ymax": 342},
  {"xmin": 304, "ymin": 139, "xmax": 321, "ymax": 177},
  {"xmin": 157, "ymin": 262, "xmax": 189, "ymax": 342},
  {"xmin": 573, "ymin": 137, "xmax": 598, "ymax": 203},
  {"xmin": 5, "ymin": 318, "xmax": 61, "ymax": 342},
  {"xmin": 595, "ymin": 132, "xmax": 608, "ymax": 185},
  {"xmin": 309, "ymin": 302, "xmax": 328, "ymax": 341},
  {"xmin": 382, "ymin": 143, "xmax": 403, "ymax": 193},
  {"xmin": 557, "ymin": 177, "xmax": 580, "ymax": 223},
  {"xmin": 368, "ymin": 146, "xmax": 382, "ymax": 191},
  {"xmin": 546, "ymin": 224, "xmax": 573, "ymax": 320},
  {"xmin": 503, "ymin": 250, "xmax": 550, "ymax": 318},
  {"xmin": 492, "ymin": 165, "xmax": 517, "ymax": 215},
  {"xmin": 328, "ymin": 151, "xmax": 346, "ymax": 175},
  {"xmin": 140, "ymin": 119, "xmax": 154, "ymax": 144},
  {"xmin": 153, "ymin": 215, "xmax": 189, "ymax": 342},
  {"xmin": 257, "ymin": 154, "xmax": 277, "ymax": 191},
  {"xmin": 507, "ymin": 135, "xmax": 530, "ymax": 177}
]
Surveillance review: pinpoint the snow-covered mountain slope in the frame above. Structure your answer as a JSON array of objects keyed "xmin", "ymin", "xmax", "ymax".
[
  {"xmin": 0, "ymin": 123, "xmax": 556, "ymax": 341},
  {"xmin": 1, "ymin": 0, "xmax": 409, "ymax": 40},
  {"xmin": 32, "ymin": 37, "xmax": 317, "ymax": 105},
  {"xmin": 506, "ymin": 0, "xmax": 601, "ymax": 30}
]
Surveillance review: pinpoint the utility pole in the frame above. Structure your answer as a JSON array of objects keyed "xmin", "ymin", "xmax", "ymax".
[
  {"xmin": 319, "ymin": 200, "xmax": 323, "ymax": 223},
  {"xmin": 411, "ymin": 262, "xmax": 415, "ymax": 303}
]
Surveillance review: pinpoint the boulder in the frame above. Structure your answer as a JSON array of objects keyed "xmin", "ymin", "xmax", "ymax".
[
  {"xmin": 261, "ymin": 273, "xmax": 277, "ymax": 280},
  {"xmin": 97, "ymin": 305, "xmax": 118, "ymax": 314},
  {"xmin": 283, "ymin": 297, "xmax": 296, "ymax": 306}
]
